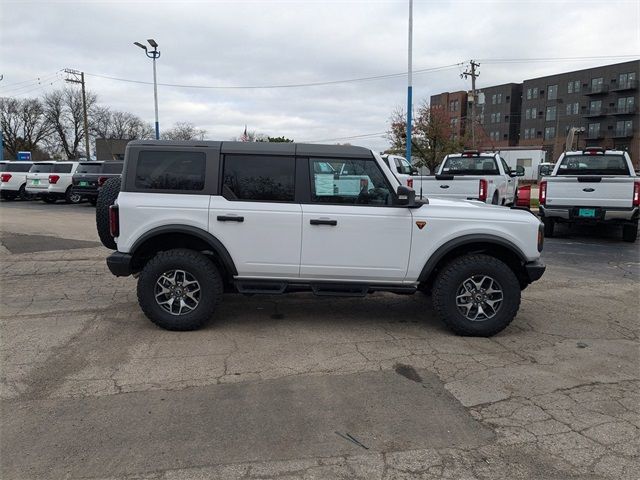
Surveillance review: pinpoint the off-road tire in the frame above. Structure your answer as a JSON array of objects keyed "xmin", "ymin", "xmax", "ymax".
[
  {"xmin": 432, "ymin": 254, "xmax": 521, "ymax": 337},
  {"xmin": 542, "ymin": 217, "xmax": 554, "ymax": 237},
  {"xmin": 42, "ymin": 195, "xmax": 57, "ymax": 204},
  {"xmin": 137, "ymin": 249, "xmax": 223, "ymax": 331},
  {"xmin": 622, "ymin": 222, "xmax": 638, "ymax": 243},
  {"xmin": 96, "ymin": 177, "xmax": 121, "ymax": 250},
  {"xmin": 65, "ymin": 187, "xmax": 82, "ymax": 204}
]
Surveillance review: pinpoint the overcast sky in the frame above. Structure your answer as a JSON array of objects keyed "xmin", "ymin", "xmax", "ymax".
[{"xmin": 1, "ymin": 0, "xmax": 639, "ymax": 152}]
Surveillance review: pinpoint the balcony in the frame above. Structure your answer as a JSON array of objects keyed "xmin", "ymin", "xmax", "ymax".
[
  {"xmin": 585, "ymin": 132, "xmax": 605, "ymax": 140},
  {"xmin": 583, "ymin": 107, "xmax": 608, "ymax": 117},
  {"xmin": 613, "ymin": 105, "xmax": 637, "ymax": 115},
  {"xmin": 585, "ymin": 84, "xmax": 609, "ymax": 95},
  {"xmin": 611, "ymin": 80, "xmax": 637, "ymax": 92}
]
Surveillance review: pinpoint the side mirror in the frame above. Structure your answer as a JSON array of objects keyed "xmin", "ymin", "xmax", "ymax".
[
  {"xmin": 411, "ymin": 167, "xmax": 419, "ymax": 175},
  {"xmin": 396, "ymin": 185, "xmax": 416, "ymax": 207},
  {"xmin": 515, "ymin": 165, "xmax": 525, "ymax": 176}
]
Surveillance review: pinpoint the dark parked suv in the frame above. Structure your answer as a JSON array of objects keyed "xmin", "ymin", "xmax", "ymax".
[{"xmin": 72, "ymin": 161, "xmax": 123, "ymax": 205}]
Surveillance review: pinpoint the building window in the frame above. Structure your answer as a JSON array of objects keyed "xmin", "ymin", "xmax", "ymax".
[
  {"xmin": 544, "ymin": 126, "xmax": 556, "ymax": 140},
  {"xmin": 527, "ymin": 87, "xmax": 539, "ymax": 99},
  {"xmin": 546, "ymin": 106, "xmax": 557, "ymax": 121},
  {"xmin": 497, "ymin": 93, "xmax": 502, "ymax": 104},
  {"xmin": 526, "ymin": 88, "xmax": 531, "ymax": 100},
  {"xmin": 589, "ymin": 100, "xmax": 602, "ymax": 115},
  {"xmin": 547, "ymin": 85, "xmax": 558, "ymax": 100},
  {"xmin": 449, "ymin": 100, "xmax": 459, "ymax": 112},
  {"xmin": 617, "ymin": 96, "xmax": 635, "ymax": 113},
  {"xmin": 616, "ymin": 120, "xmax": 633, "ymax": 137},
  {"xmin": 588, "ymin": 123, "xmax": 601, "ymax": 138},
  {"xmin": 618, "ymin": 72, "xmax": 637, "ymax": 89},
  {"xmin": 496, "ymin": 112, "xmax": 501, "ymax": 123},
  {"xmin": 591, "ymin": 77, "xmax": 604, "ymax": 92},
  {"xmin": 573, "ymin": 102, "xmax": 580, "ymax": 115},
  {"xmin": 566, "ymin": 104, "xmax": 573, "ymax": 116},
  {"xmin": 568, "ymin": 80, "xmax": 580, "ymax": 94},
  {"xmin": 479, "ymin": 113, "xmax": 485, "ymax": 124},
  {"xmin": 525, "ymin": 108, "xmax": 531, "ymax": 120}
]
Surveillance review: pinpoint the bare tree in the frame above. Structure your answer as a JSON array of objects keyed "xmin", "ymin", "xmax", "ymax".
[
  {"xmin": 42, "ymin": 88, "xmax": 97, "ymax": 159},
  {"xmin": 92, "ymin": 107, "xmax": 154, "ymax": 140},
  {"xmin": 0, "ymin": 97, "xmax": 53, "ymax": 159},
  {"xmin": 161, "ymin": 121, "xmax": 207, "ymax": 141}
]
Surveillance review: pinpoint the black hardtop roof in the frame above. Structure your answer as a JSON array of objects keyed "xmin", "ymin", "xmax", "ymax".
[
  {"xmin": 80, "ymin": 161, "xmax": 104, "ymax": 165},
  {"xmin": 126, "ymin": 140, "xmax": 373, "ymax": 158}
]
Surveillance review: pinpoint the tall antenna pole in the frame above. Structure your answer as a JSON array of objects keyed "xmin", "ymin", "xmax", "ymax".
[
  {"xmin": 405, "ymin": 0, "xmax": 413, "ymax": 163},
  {"xmin": 65, "ymin": 69, "xmax": 91, "ymax": 159},
  {"xmin": 461, "ymin": 60, "xmax": 480, "ymax": 148}
]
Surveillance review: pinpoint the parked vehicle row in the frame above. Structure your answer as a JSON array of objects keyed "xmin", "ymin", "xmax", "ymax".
[{"xmin": 0, "ymin": 160, "xmax": 123, "ymax": 205}]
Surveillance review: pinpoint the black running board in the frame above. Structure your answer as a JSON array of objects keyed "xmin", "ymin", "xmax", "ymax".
[{"xmin": 234, "ymin": 280, "xmax": 417, "ymax": 297}]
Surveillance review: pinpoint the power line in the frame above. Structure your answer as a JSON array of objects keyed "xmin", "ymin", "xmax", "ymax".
[
  {"xmin": 305, "ymin": 132, "xmax": 387, "ymax": 143},
  {"xmin": 0, "ymin": 72, "xmax": 63, "ymax": 96},
  {"xmin": 0, "ymin": 71, "xmax": 63, "ymax": 90},
  {"xmin": 83, "ymin": 63, "xmax": 464, "ymax": 90}
]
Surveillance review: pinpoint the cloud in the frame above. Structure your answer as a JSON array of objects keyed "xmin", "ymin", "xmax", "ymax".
[{"xmin": 1, "ymin": 0, "xmax": 638, "ymax": 152}]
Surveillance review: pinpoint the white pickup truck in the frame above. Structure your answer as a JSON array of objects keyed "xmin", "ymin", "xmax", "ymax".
[
  {"xmin": 411, "ymin": 151, "xmax": 523, "ymax": 205},
  {"xmin": 380, "ymin": 154, "xmax": 417, "ymax": 187},
  {"xmin": 539, "ymin": 147, "xmax": 638, "ymax": 242}
]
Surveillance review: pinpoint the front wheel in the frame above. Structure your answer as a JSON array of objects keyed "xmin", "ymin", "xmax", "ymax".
[
  {"xmin": 432, "ymin": 254, "xmax": 521, "ymax": 337},
  {"xmin": 137, "ymin": 249, "xmax": 223, "ymax": 331}
]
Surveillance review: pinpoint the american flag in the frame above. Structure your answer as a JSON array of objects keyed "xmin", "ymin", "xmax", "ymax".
[{"xmin": 240, "ymin": 125, "xmax": 249, "ymax": 142}]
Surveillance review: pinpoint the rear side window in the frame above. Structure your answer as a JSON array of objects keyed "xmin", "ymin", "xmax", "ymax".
[
  {"xmin": 52, "ymin": 164, "xmax": 73, "ymax": 173},
  {"xmin": 77, "ymin": 163, "xmax": 102, "ymax": 174},
  {"xmin": 4, "ymin": 163, "xmax": 33, "ymax": 172},
  {"xmin": 29, "ymin": 163, "xmax": 54, "ymax": 173},
  {"xmin": 135, "ymin": 151, "xmax": 206, "ymax": 191},
  {"xmin": 102, "ymin": 162, "xmax": 123, "ymax": 174},
  {"xmin": 222, "ymin": 155, "xmax": 295, "ymax": 202}
]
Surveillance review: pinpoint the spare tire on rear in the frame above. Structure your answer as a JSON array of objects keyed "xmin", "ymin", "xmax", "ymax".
[{"xmin": 96, "ymin": 177, "xmax": 121, "ymax": 250}]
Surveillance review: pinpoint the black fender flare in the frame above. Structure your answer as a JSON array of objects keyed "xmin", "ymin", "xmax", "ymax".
[
  {"xmin": 418, "ymin": 234, "xmax": 527, "ymax": 282},
  {"xmin": 131, "ymin": 224, "xmax": 238, "ymax": 277}
]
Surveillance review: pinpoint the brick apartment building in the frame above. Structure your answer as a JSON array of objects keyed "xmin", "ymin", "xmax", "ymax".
[
  {"xmin": 430, "ymin": 60, "xmax": 639, "ymax": 166},
  {"xmin": 429, "ymin": 90, "xmax": 468, "ymax": 140}
]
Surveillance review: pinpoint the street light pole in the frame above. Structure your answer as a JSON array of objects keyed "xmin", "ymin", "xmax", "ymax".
[
  {"xmin": 134, "ymin": 39, "xmax": 161, "ymax": 140},
  {"xmin": 405, "ymin": 0, "xmax": 413, "ymax": 163}
]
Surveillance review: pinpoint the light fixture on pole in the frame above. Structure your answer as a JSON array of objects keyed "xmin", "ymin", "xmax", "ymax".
[
  {"xmin": 405, "ymin": 0, "xmax": 413, "ymax": 163},
  {"xmin": 134, "ymin": 39, "xmax": 161, "ymax": 140}
]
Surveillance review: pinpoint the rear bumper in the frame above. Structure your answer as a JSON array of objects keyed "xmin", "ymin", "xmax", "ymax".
[
  {"xmin": 107, "ymin": 251, "xmax": 132, "ymax": 277},
  {"xmin": 524, "ymin": 260, "xmax": 546, "ymax": 283},
  {"xmin": 71, "ymin": 186, "xmax": 99, "ymax": 197},
  {"xmin": 540, "ymin": 205, "xmax": 638, "ymax": 223}
]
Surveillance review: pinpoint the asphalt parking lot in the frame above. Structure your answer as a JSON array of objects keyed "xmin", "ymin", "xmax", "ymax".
[{"xmin": 0, "ymin": 200, "xmax": 639, "ymax": 480}]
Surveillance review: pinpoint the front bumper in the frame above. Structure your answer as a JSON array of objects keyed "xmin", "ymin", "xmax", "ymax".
[
  {"xmin": 107, "ymin": 251, "xmax": 132, "ymax": 277},
  {"xmin": 524, "ymin": 260, "xmax": 546, "ymax": 283},
  {"xmin": 540, "ymin": 205, "xmax": 638, "ymax": 223}
]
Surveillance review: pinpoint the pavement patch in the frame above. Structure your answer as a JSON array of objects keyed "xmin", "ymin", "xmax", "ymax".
[
  {"xmin": 0, "ymin": 232, "xmax": 100, "ymax": 254},
  {"xmin": 1, "ymin": 369, "xmax": 493, "ymax": 479}
]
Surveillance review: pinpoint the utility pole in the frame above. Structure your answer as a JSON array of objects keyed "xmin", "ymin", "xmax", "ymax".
[
  {"xmin": 461, "ymin": 60, "xmax": 480, "ymax": 148},
  {"xmin": 405, "ymin": 0, "xmax": 413, "ymax": 163},
  {"xmin": 65, "ymin": 69, "xmax": 91, "ymax": 160},
  {"xmin": 0, "ymin": 74, "xmax": 3, "ymax": 161}
]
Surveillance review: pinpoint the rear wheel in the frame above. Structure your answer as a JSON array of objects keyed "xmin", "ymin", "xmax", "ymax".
[
  {"xmin": 137, "ymin": 249, "xmax": 223, "ymax": 331},
  {"xmin": 432, "ymin": 254, "xmax": 521, "ymax": 337},
  {"xmin": 491, "ymin": 192, "xmax": 499, "ymax": 205},
  {"xmin": 17, "ymin": 184, "xmax": 27, "ymax": 200},
  {"xmin": 622, "ymin": 222, "xmax": 638, "ymax": 243},
  {"xmin": 42, "ymin": 195, "xmax": 57, "ymax": 204},
  {"xmin": 542, "ymin": 217, "xmax": 554, "ymax": 237},
  {"xmin": 65, "ymin": 187, "xmax": 82, "ymax": 204},
  {"xmin": 96, "ymin": 177, "xmax": 121, "ymax": 250}
]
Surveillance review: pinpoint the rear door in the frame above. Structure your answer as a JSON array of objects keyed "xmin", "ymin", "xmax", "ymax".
[
  {"xmin": 27, "ymin": 163, "xmax": 54, "ymax": 190},
  {"xmin": 208, "ymin": 153, "xmax": 302, "ymax": 278},
  {"xmin": 300, "ymin": 156, "xmax": 412, "ymax": 282}
]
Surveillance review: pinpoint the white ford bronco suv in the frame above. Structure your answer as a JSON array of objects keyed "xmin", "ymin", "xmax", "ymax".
[{"xmin": 101, "ymin": 140, "xmax": 545, "ymax": 336}]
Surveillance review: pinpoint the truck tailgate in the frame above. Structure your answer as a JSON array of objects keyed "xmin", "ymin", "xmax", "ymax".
[
  {"xmin": 413, "ymin": 176, "xmax": 480, "ymax": 200},
  {"xmin": 546, "ymin": 177, "xmax": 635, "ymax": 208}
]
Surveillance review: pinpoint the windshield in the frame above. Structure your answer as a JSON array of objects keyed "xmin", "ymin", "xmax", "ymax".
[
  {"xmin": 77, "ymin": 163, "xmax": 102, "ymax": 174},
  {"xmin": 441, "ymin": 156, "xmax": 499, "ymax": 175},
  {"xmin": 29, "ymin": 163, "xmax": 54, "ymax": 173},
  {"xmin": 4, "ymin": 163, "xmax": 33, "ymax": 173},
  {"xmin": 52, "ymin": 163, "xmax": 73, "ymax": 173},
  {"xmin": 557, "ymin": 155, "xmax": 630, "ymax": 176}
]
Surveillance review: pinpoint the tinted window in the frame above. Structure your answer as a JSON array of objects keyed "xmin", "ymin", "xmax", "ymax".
[
  {"xmin": 557, "ymin": 155, "xmax": 630, "ymax": 176},
  {"xmin": 309, "ymin": 158, "xmax": 392, "ymax": 206},
  {"xmin": 102, "ymin": 162, "xmax": 123, "ymax": 174},
  {"xmin": 77, "ymin": 163, "xmax": 102, "ymax": 174},
  {"xmin": 29, "ymin": 163, "xmax": 54, "ymax": 173},
  {"xmin": 441, "ymin": 156, "xmax": 499, "ymax": 175},
  {"xmin": 222, "ymin": 155, "xmax": 295, "ymax": 202},
  {"xmin": 52, "ymin": 163, "xmax": 73, "ymax": 173},
  {"xmin": 135, "ymin": 151, "xmax": 205, "ymax": 191},
  {"xmin": 4, "ymin": 162, "xmax": 33, "ymax": 172}
]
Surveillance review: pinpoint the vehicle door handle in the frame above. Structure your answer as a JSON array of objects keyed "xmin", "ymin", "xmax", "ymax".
[
  {"xmin": 582, "ymin": 188, "xmax": 595, "ymax": 192},
  {"xmin": 217, "ymin": 215, "xmax": 244, "ymax": 222},
  {"xmin": 440, "ymin": 185, "xmax": 450, "ymax": 189},
  {"xmin": 310, "ymin": 219, "xmax": 337, "ymax": 226}
]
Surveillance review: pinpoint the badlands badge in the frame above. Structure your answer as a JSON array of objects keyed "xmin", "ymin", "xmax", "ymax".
[{"xmin": 415, "ymin": 221, "xmax": 426, "ymax": 230}]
